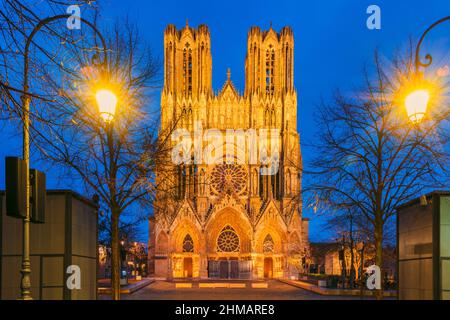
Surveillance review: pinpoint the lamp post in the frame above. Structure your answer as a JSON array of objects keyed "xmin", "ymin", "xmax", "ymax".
[
  {"xmin": 404, "ymin": 16, "xmax": 450, "ymax": 123},
  {"xmin": 97, "ymin": 90, "xmax": 120, "ymax": 298},
  {"xmin": 19, "ymin": 14, "xmax": 108, "ymax": 300}
]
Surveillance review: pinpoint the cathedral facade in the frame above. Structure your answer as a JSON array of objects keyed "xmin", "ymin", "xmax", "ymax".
[{"xmin": 148, "ymin": 23, "xmax": 309, "ymax": 280}]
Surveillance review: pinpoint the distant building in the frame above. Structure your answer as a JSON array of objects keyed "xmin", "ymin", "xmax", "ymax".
[
  {"xmin": 125, "ymin": 241, "xmax": 148, "ymax": 277},
  {"xmin": 98, "ymin": 245, "xmax": 110, "ymax": 279},
  {"xmin": 99, "ymin": 241, "xmax": 148, "ymax": 279},
  {"xmin": 310, "ymin": 241, "xmax": 396, "ymax": 284}
]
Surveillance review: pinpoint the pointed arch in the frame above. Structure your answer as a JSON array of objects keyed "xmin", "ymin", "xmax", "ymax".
[
  {"xmin": 182, "ymin": 234, "xmax": 194, "ymax": 252},
  {"xmin": 286, "ymin": 168, "xmax": 292, "ymax": 196},
  {"xmin": 165, "ymin": 42, "xmax": 173, "ymax": 88},
  {"xmin": 265, "ymin": 46, "xmax": 275, "ymax": 95},
  {"xmin": 183, "ymin": 44, "xmax": 193, "ymax": 94},
  {"xmin": 171, "ymin": 215, "xmax": 202, "ymax": 253},
  {"xmin": 156, "ymin": 232, "xmax": 169, "ymax": 254},
  {"xmin": 263, "ymin": 234, "xmax": 275, "ymax": 253},
  {"xmin": 205, "ymin": 207, "xmax": 251, "ymax": 253},
  {"xmin": 285, "ymin": 42, "xmax": 292, "ymax": 89},
  {"xmin": 271, "ymin": 108, "xmax": 275, "ymax": 127}
]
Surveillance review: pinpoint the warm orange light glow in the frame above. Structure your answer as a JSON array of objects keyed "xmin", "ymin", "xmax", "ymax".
[
  {"xmin": 394, "ymin": 70, "xmax": 444, "ymax": 124},
  {"xmin": 405, "ymin": 89, "xmax": 430, "ymax": 123},
  {"xmin": 96, "ymin": 89, "xmax": 118, "ymax": 122}
]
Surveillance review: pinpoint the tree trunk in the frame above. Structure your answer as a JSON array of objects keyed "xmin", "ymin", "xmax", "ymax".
[
  {"xmin": 349, "ymin": 215, "xmax": 355, "ymax": 288},
  {"xmin": 350, "ymin": 245, "xmax": 355, "ymax": 289},
  {"xmin": 374, "ymin": 217, "xmax": 383, "ymax": 300},
  {"xmin": 111, "ymin": 208, "xmax": 121, "ymax": 300}
]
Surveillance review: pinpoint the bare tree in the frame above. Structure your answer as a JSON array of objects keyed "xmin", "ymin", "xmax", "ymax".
[
  {"xmin": 308, "ymin": 50, "xmax": 449, "ymax": 298},
  {"xmin": 0, "ymin": 0, "xmax": 100, "ymax": 111},
  {"xmin": 26, "ymin": 20, "xmax": 166, "ymax": 300},
  {"xmin": 0, "ymin": 1, "xmax": 164, "ymax": 300}
]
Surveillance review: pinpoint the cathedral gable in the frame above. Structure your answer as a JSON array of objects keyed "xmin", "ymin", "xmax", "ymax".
[
  {"xmin": 169, "ymin": 200, "xmax": 202, "ymax": 231},
  {"xmin": 218, "ymin": 69, "xmax": 239, "ymax": 101},
  {"xmin": 205, "ymin": 193, "xmax": 247, "ymax": 225},
  {"xmin": 256, "ymin": 199, "xmax": 286, "ymax": 230}
]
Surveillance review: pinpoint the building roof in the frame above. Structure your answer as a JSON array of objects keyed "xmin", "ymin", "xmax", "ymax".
[
  {"xmin": 310, "ymin": 242, "xmax": 341, "ymax": 256},
  {"xmin": 0, "ymin": 189, "xmax": 99, "ymax": 209},
  {"xmin": 395, "ymin": 190, "xmax": 450, "ymax": 211}
]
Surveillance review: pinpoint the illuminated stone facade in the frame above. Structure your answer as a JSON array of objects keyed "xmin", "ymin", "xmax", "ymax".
[{"xmin": 148, "ymin": 23, "xmax": 309, "ymax": 280}]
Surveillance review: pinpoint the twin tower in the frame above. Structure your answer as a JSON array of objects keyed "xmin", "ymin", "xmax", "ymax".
[
  {"xmin": 163, "ymin": 22, "xmax": 294, "ymax": 97},
  {"xmin": 161, "ymin": 22, "xmax": 297, "ymax": 132}
]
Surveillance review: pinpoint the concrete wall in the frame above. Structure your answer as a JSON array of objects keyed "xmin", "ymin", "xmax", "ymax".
[{"xmin": 0, "ymin": 190, "xmax": 98, "ymax": 300}]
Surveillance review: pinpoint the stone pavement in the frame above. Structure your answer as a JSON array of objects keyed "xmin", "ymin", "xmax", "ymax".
[
  {"xmin": 99, "ymin": 280, "xmax": 372, "ymax": 300},
  {"xmin": 98, "ymin": 278, "xmax": 154, "ymax": 294}
]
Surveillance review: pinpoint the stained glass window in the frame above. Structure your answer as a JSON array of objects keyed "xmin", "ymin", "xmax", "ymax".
[
  {"xmin": 210, "ymin": 164, "xmax": 247, "ymax": 195},
  {"xmin": 263, "ymin": 234, "xmax": 274, "ymax": 253},
  {"xmin": 217, "ymin": 226, "xmax": 240, "ymax": 252},
  {"xmin": 183, "ymin": 234, "xmax": 194, "ymax": 252}
]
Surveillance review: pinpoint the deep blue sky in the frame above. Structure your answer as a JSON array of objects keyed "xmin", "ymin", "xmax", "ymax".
[{"xmin": 1, "ymin": 0, "xmax": 449, "ymax": 242}]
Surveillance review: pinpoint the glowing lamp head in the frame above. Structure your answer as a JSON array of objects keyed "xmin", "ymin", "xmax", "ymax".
[
  {"xmin": 96, "ymin": 89, "xmax": 117, "ymax": 122},
  {"xmin": 405, "ymin": 89, "xmax": 429, "ymax": 123}
]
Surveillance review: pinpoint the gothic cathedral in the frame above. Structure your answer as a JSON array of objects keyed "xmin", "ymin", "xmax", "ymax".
[{"xmin": 148, "ymin": 22, "xmax": 309, "ymax": 280}]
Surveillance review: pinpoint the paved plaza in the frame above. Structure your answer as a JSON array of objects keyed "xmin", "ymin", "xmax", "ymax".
[{"xmin": 100, "ymin": 280, "xmax": 368, "ymax": 300}]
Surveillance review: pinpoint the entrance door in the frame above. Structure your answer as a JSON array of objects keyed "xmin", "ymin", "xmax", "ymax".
[
  {"xmin": 183, "ymin": 257, "xmax": 193, "ymax": 278},
  {"xmin": 230, "ymin": 260, "xmax": 239, "ymax": 279},
  {"xmin": 208, "ymin": 261, "xmax": 220, "ymax": 278},
  {"xmin": 264, "ymin": 257, "xmax": 273, "ymax": 278},
  {"xmin": 219, "ymin": 260, "xmax": 229, "ymax": 279}
]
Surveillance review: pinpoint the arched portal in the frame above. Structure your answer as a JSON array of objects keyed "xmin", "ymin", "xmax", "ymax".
[{"xmin": 205, "ymin": 208, "xmax": 252, "ymax": 279}]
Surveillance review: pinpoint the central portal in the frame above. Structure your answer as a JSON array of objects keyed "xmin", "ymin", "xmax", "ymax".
[{"xmin": 208, "ymin": 260, "xmax": 251, "ymax": 279}]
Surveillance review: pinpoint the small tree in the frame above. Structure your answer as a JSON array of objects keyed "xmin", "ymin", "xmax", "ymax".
[{"xmin": 309, "ymin": 50, "xmax": 449, "ymax": 298}]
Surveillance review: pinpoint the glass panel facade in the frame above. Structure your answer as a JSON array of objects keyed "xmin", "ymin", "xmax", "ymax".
[
  {"xmin": 440, "ymin": 196, "xmax": 450, "ymax": 300},
  {"xmin": 398, "ymin": 203, "xmax": 433, "ymax": 300}
]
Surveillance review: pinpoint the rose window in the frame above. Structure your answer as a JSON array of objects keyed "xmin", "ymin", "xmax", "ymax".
[
  {"xmin": 217, "ymin": 226, "xmax": 240, "ymax": 252},
  {"xmin": 210, "ymin": 164, "xmax": 247, "ymax": 195}
]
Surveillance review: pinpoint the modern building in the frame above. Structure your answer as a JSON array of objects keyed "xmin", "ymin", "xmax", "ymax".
[
  {"xmin": 0, "ymin": 190, "xmax": 98, "ymax": 300},
  {"xmin": 148, "ymin": 23, "xmax": 309, "ymax": 280},
  {"xmin": 397, "ymin": 191, "xmax": 450, "ymax": 300}
]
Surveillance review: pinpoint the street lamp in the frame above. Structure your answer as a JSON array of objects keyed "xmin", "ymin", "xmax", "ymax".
[
  {"xmin": 96, "ymin": 89, "xmax": 118, "ymax": 122},
  {"xmin": 17, "ymin": 14, "xmax": 108, "ymax": 300},
  {"xmin": 404, "ymin": 16, "xmax": 450, "ymax": 123},
  {"xmin": 405, "ymin": 89, "xmax": 430, "ymax": 123}
]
